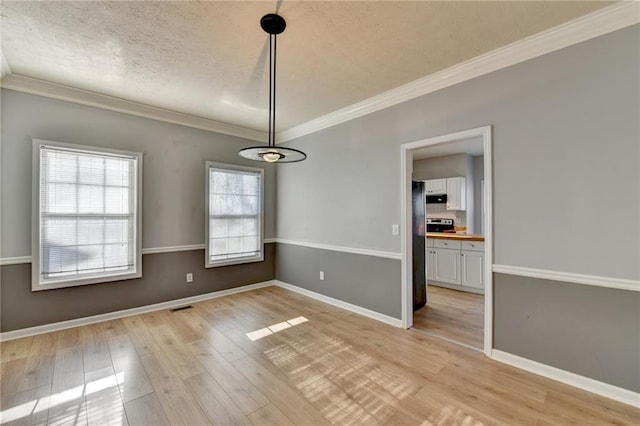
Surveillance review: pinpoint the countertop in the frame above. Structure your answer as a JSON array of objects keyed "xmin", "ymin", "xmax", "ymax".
[{"xmin": 426, "ymin": 232, "xmax": 485, "ymax": 242}]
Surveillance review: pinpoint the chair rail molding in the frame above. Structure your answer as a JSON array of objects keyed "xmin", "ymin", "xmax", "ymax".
[{"xmin": 492, "ymin": 264, "xmax": 640, "ymax": 292}]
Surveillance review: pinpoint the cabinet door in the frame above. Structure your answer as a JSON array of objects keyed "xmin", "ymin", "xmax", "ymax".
[
  {"xmin": 426, "ymin": 179, "xmax": 447, "ymax": 195},
  {"xmin": 461, "ymin": 250, "xmax": 484, "ymax": 289},
  {"xmin": 426, "ymin": 250, "xmax": 435, "ymax": 281},
  {"xmin": 446, "ymin": 177, "xmax": 466, "ymax": 211},
  {"xmin": 434, "ymin": 248, "xmax": 460, "ymax": 284}
]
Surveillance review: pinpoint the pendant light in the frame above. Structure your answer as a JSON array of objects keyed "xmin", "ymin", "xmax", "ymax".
[{"xmin": 239, "ymin": 14, "xmax": 306, "ymax": 163}]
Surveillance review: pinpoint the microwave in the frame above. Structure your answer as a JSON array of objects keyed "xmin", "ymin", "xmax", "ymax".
[{"xmin": 426, "ymin": 194, "xmax": 447, "ymax": 204}]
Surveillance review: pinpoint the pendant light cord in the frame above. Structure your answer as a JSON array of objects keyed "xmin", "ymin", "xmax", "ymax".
[
  {"xmin": 272, "ymin": 32, "xmax": 277, "ymax": 148},
  {"xmin": 267, "ymin": 33, "xmax": 277, "ymax": 148},
  {"xmin": 267, "ymin": 33, "xmax": 272, "ymax": 148}
]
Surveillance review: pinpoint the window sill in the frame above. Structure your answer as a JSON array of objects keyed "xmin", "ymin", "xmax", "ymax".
[
  {"xmin": 205, "ymin": 255, "xmax": 264, "ymax": 269},
  {"xmin": 32, "ymin": 270, "xmax": 142, "ymax": 291}
]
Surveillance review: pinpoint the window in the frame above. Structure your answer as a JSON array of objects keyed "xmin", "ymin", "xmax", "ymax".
[
  {"xmin": 205, "ymin": 162, "xmax": 264, "ymax": 267},
  {"xmin": 32, "ymin": 140, "xmax": 142, "ymax": 291}
]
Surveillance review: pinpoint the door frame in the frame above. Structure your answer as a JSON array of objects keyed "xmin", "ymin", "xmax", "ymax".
[{"xmin": 400, "ymin": 125, "xmax": 493, "ymax": 356}]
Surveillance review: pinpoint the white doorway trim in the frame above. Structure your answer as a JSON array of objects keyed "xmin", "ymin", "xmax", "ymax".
[{"xmin": 400, "ymin": 125, "xmax": 493, "ymax": 356}]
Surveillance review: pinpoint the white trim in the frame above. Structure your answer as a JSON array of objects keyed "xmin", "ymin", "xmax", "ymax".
[
  {"xmin": 0, "ymin": 280, "xmax": 275, "ymax": 342},
  {"xmin": 400, "ymin": 125, "xmax": 493, "ymax": 357},
  {"xmin": 483, "ymin": 127, "xmax": 494, "ymax": 355},
  {"xmin": 204, "ymin": 162, "xmax": 265, "ymax": 268},
  {"xmin": 141, "ymin": 244, "xmax": 205, "ymax": 255},
  {"xmin": 273, "ymin": 238, "xmax": 401, "ymax": 260},
  {"xmin": 278, "ymin": 3, "xmax": 640, "ymax": 142},
  {"xmin": 491, "ymin": 349, "xmax": 640, "ymax": 408},
  {"xmin": 400, "ymin": 144, "xmax": 412, "ymax": 330},
  {"xmin": 274, "ymin": 280, "xmax": 402, "ymax": 328},
  {"xmin": 1, "ymin": 240, "xmax": 277, "ymax": 263},
  {"xmin": 0, "ymin": 74, "xmax": 266, "ymax": 142},
  {"xmin": 493, "ymin": 264, "xmax": 640, "ymax": 292},
  {"xmin": 0, "ymin": 256, "xmax": 32, "ymax": 266},
  {"xmin": 31, "ymin": 139, "xmax": 143, "ymax": 291}
]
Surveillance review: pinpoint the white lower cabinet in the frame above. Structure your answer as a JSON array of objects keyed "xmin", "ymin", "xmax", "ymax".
[
  {"xmin": 434, "ymin": 248, "xmax": 460, "ymax": 284},
  {"xmin": 427, "ymin": 238, "xmax": 484, "ymax": 292},
  {"xmin": 461, "ymin": 250, "xmax": 484, "ymax": 289},
  {"xmin": 426, "ymin": 250, "xmax": 436, "ymax": 281}
]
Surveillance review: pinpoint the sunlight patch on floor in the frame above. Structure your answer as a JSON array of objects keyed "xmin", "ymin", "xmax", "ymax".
[
  {"xmin": 0, "ymin": 372, "xmax": 124, "ymax": 424},
  {"xmin": 245, "ymin": 316, "xmax": 308, "ymax": 341},
  {"xmin": 262, "ymin": 328, "xmax": 420, "ymax": 425}
]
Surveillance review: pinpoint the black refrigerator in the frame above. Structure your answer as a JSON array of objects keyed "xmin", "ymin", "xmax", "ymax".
[{"xmin": 412, "ymin": 181, "xmax": 427, "ymax": 311}]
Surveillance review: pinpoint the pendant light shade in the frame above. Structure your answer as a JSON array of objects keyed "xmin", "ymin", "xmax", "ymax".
[{"xmin": 239, "ymin": 13, "xmax": 306, "ymax": 163}]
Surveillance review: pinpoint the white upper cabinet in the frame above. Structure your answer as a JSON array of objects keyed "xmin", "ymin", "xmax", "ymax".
[
  {"xmin": 446, "ymin": 177, "xmax": 466, "ymax": 211},
  {"xmin": 425, "ymin": 178, "xmax": 447, "ymax": 195}
]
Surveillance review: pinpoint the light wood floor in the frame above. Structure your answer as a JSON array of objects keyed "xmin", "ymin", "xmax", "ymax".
[
  {"xmin": 413, "ymin": 285, "xmax": 484, "ymax": 349},
  {"xmin": 1, "ymin": 286, "xmax": 638, "ymax": 425}
]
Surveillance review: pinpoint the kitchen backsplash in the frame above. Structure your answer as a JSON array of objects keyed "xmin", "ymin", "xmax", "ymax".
[{"xmin": 426, "ymin": 203, "xmax": 466, "ymax": 228}]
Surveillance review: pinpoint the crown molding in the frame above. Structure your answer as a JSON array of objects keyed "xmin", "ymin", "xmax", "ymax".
[
  {"xmin": 0, "ymin": 74, "xmax": 266, "ymax": 142},
  {"xmin": 277, "ymin": 2, "xmax": 640, "ymax": 142},
  {"xmin": 1, "ymin": 3, "xmax": 636, "ymax": 143}
]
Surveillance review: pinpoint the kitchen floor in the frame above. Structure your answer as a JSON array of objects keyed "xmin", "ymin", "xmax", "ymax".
[{"xmin": 413, "ymin": 285, "xmax": 484, "ymax": 350}]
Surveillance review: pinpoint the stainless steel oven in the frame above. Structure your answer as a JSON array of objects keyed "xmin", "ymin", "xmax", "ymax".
[{"xmin": 426, "ymin": 218, "xmax": 454, "ymax": 233}]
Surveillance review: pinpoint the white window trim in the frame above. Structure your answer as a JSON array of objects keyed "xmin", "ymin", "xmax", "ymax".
[
  {"xmin": 31, "ymin": 139, "xmax": 143, "ymax": 291},
  {"xmin": 205, "ymin": 161, "xmax": 265, "ymax": 268}
]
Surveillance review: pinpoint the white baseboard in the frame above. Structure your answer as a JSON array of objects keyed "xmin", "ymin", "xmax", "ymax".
[
  {"xmin": 274, "ymin": 280, "xmax": 402, "ymax": 328},
  {"xmin": 0, "ymin": 280, "xmax": 275, "ymax": 342},
  {"xmin": 491, "ymin": 349, "xmax": 640, "ymax": 408}
]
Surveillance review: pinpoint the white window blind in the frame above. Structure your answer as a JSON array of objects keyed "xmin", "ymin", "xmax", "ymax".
[
  {"xmin": 206, "ymin": 163, "xmax": 263, "ymax": 267},
  {"xmin": 34, "ymin": 141, "xmax": 141, "ymax": 289}
]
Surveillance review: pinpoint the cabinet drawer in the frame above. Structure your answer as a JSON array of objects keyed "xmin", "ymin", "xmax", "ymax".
[
  {"xmin": 426, "ymin": 238, "xmax": 434, "ymax": 247},
  {"xmin": 461, "ymin": 241, "xmax": 484, "ymax": 252},
  {"xmin": 433, "ymin": 239, "xmax": 461, "ymax": 250}
]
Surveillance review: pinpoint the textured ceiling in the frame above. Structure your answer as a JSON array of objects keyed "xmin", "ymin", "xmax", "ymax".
[{"xmin": 1, "ymin": 1, "xmax": 612, "ymax": 132}]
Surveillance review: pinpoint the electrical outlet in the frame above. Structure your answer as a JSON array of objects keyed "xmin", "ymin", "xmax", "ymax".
[
  {"xmin": 186, "ymin": 273, "xmax": 193, "ymax": 283},
  {"xmin": 392, "ymin": 224, "xmax": 399, "ymax": 235},
  {"xmin": 319, "ymin": 271, "xmax": 325, "ymax": 281}
]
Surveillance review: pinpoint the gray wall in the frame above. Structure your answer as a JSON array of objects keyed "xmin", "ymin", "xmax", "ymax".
[
  {"xmin": 278, "ymin": 25, "xmax": 639, "ymax": 280},
  {"xmin": 473, "ymin": 155, "xmax": 484, "ymax": 235},
  {"xmin": 276, "ymin": 25, "xmax": 640, "ymax": 392},
  {"xmin": 0, "ymin": 90, "xmax": 277, "ymax": 331},
  {"xmin": 276, "ymin": 243, "xmax": 401, "ymax": 319},
  {"xmin": 1, "ymin": 245, "xmax": 275, "ymax": 331},
  {"xmin": 494, "ymin": 273, "xmax": 640, "ymax": 393},
  {"xmin": 464, "ymin": 154, "xmax": 474, "ymax": 234},
  {"xmin": 412, "ymin": 153, "xmax": 468, "ymax": 181},
  {"xmin": 0, "ymin": 89, "xmax": 276, "ymax": 258}
]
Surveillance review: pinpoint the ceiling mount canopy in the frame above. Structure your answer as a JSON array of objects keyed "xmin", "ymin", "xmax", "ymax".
[{"xmin": 239, "ymin": 13, "xmax": 306, "ymax": 164}]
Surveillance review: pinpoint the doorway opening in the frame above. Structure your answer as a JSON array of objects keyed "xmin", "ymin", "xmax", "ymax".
[{"xmin": 400, "ymin": 126, "xmax": 493, "ymax": 355}]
